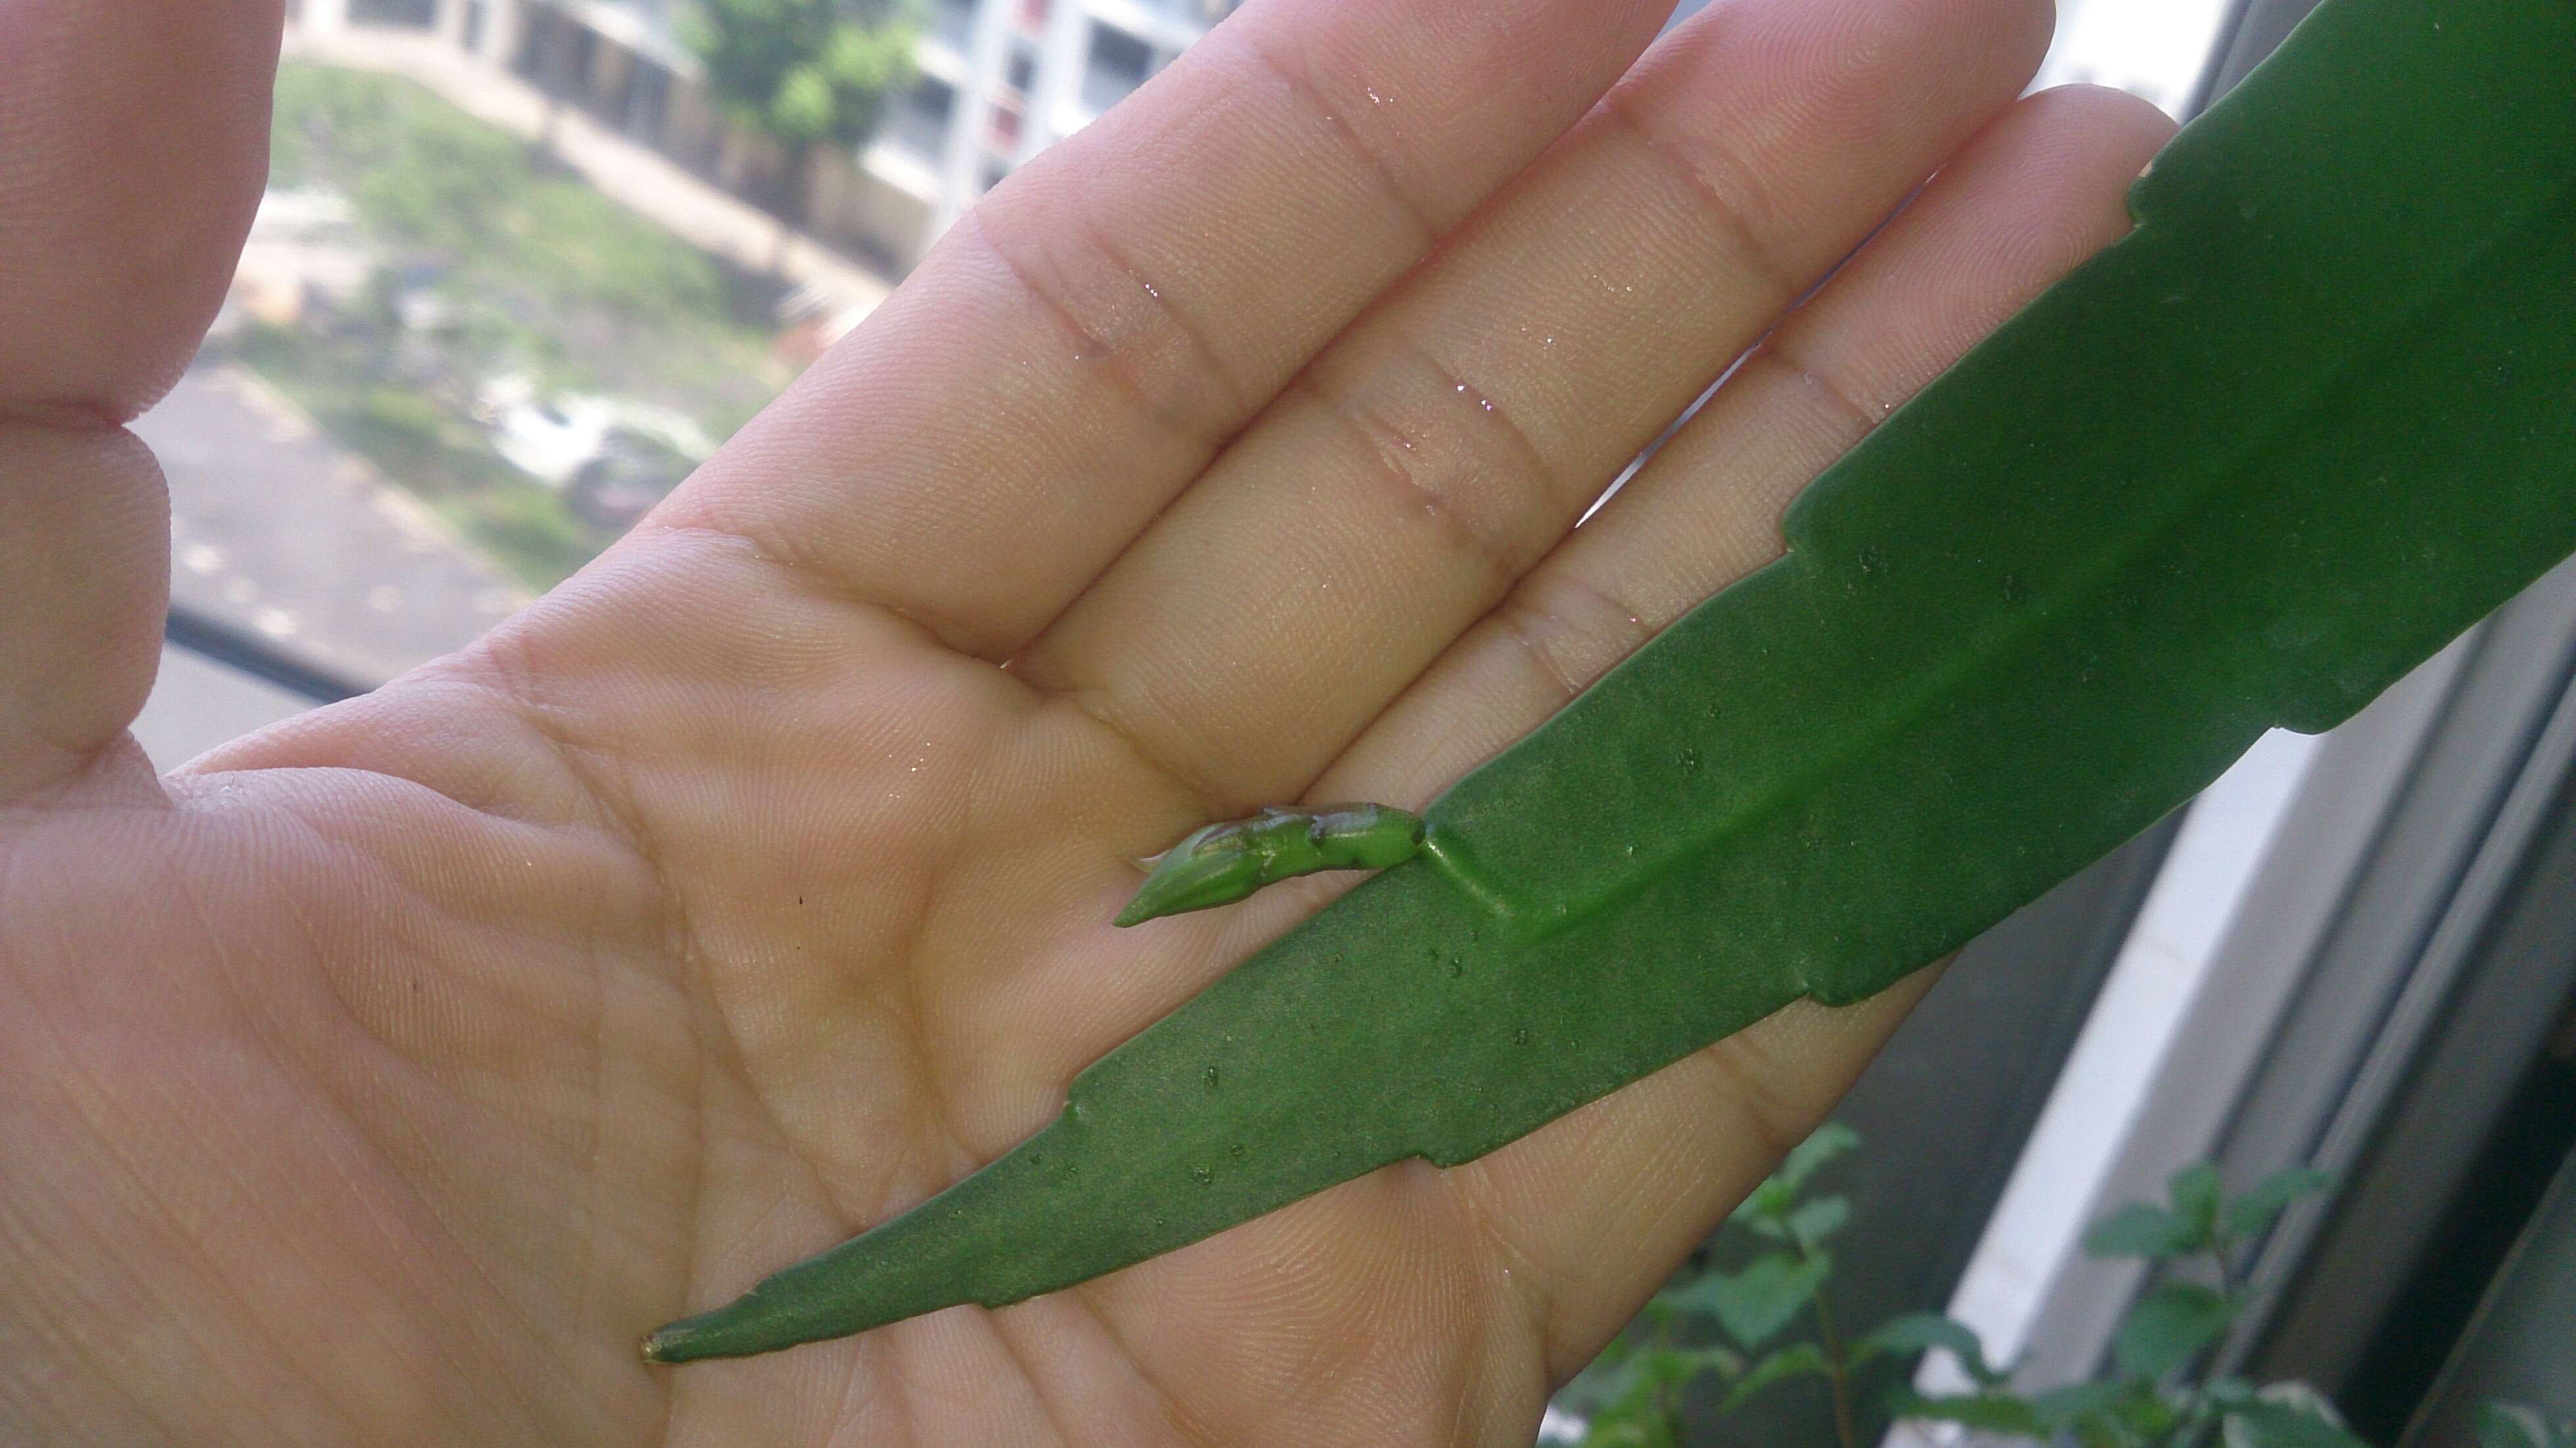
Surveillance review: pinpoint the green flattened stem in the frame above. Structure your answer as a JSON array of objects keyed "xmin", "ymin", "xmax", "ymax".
[{"xmin": 1113, "ymin": 804, "xmax": 1425, "ymax": 926}]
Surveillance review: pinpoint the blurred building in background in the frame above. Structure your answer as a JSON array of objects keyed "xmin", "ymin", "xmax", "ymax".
[
  {"xmin": 281, "ymin": 0, "xmax": 2226, "ymax": 285},
  {"xmin": 286, "ymin": 0, "xmax": 1240, "ymax": 274}
]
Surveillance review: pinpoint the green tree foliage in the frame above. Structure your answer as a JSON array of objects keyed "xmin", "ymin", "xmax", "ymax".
[{"xmin": 686, "ymin": 0, "xmax": 921, "ymax": 162}]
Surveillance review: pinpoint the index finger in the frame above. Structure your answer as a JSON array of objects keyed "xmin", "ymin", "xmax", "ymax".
[
  {"xmin": 0, "ymin": 0, "xmax": 277, "ymax": 424},
  {"xmin": 0, "ymin": 0, "xmax": 281, "ymax": 802},
  {"xmin": 655, "ymin": 0, "xmax": 1674, "ymax": 659}
]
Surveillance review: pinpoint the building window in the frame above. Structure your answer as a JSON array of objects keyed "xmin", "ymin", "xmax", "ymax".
[
  {"xmin": 1084, "ymin": 23, "xmax": 1154, "ymax": 115},
  {"xmin": 987, "ymin": 100, "xmax": 1023, "ymax": 153},
  {"xmin": 888, "ymin": 76, "xmax": 957, "ymax": 162},
  {"xmin": 932, "ymin": 0, "xmax": 975, "ymax": 51},
  {"xmin": 621, "ymin": 60, "xmax": 672, "ymax": 143},
  {"xmin": 1005, "ymin": 46, "xmax": 1037, "ymax": 96},
  {"xmin": 1016, "ymin": 0, "xmax": 1050, "ymax": 33},
  {"xmin": 350, "ymin": 0, "xmax": 438, "ymax": 25},
  {"xmin": 981, "ymin": 158, "xmax": 1011, "ymax": 193}
]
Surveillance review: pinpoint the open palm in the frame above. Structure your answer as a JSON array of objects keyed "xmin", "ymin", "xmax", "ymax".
[{"xmin": 0, "ymin": 0, "xmax": 2173, "ymax": 1441}]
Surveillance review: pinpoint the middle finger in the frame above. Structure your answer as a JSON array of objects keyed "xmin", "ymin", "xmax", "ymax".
[{"xmin": 1018, "ymin": 0, "xmax": 2055, "ymax": 811}]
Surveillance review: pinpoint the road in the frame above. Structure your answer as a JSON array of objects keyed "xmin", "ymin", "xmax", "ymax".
[{"xmin": 134, "ymin": 361, "xmax": 528, "ymax": 693}]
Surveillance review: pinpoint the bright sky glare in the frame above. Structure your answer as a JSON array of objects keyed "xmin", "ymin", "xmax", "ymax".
[
  {"xmin": 1665, "ymin": 0, "xmax": 2241, "ymax": 120},
  {"xmin": 2035, "ymin": 0, "xmax": 2241, "ymax": 117}
]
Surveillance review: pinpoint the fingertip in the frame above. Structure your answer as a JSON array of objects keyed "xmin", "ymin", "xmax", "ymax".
[
  {"xmin": 2017, "ymin": 82, "xmax": 2187, "ymax": 162},
  {"xmin": 1962, "ymin": 84, "xmax": 2186, "ymax": 267},
  {"xmin": 0, "ymin": 0, "xmax": 285, "ymax": 420}
]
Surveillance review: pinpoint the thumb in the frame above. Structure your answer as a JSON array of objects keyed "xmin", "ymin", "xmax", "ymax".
[{"xmin": 0, "ymin": 0, "xmax": 283, "ymax": 800}]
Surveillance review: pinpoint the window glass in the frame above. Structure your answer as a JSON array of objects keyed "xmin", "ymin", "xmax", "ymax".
[
  {"xmin": 2035, "ymin": 0, "xmax": 2239, "ymax": 116},
  {"xmin": 349, "ymin": 0, "xmax": 436, "ymax": 25},
  {"xmin": 890, "ymin": 76, "xmax": 957, "ymax": 162},
  {"xmin": 1085, "ymin": 23, "xmax": 1155, "ymax": 114},
  {"xmin": 932, "ymin": 0, "xmax": 975, "ymax": 52}
]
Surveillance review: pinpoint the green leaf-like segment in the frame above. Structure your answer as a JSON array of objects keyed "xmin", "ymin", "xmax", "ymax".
[{"xmin": 643, "ymin": 0, "xmax": 2576, "ymax": 1362}]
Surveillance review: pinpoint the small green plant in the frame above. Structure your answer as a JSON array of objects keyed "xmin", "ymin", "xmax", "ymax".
[
  {"xmin": 1552, "ymin": 1132, "xmax": 2355, "ymax": 1448},
  {"xmin": 1557, "ymin": 1123, "xmax": 1994, "ymax": 1446},
  {"xmin": 2480, "ymin": 1402, "xmax": 2576, "ymax": 1448},
  {"xmin": 1898, "ymin": 1161, "xmax": 2351, "ymax": 1448}
]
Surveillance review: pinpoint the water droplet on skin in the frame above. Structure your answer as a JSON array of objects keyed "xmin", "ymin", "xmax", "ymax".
[
  {"xmin": 1192, "ymin": 1165, "xmax": 1214, "ymax": 1187},
  {"xmin": 1230, "ymin": 1143, "xmax": 1246, "ymax": 1158},
  {"xmin": 2002, "ymin": 572, "xmax": 2029, "ymax": 605},
  {"xmin": 1203, "ymin": 1064, "xmax": 1221, "ymax": 1090},
  {"xmin": 1447, "ymin": 957, "xmax": 1464, "ymax": 978},
  {"xmin": 1680, "ymin": 745, "xmax": 1701, "ymax": 775},
  {"xmin": 1858, "ymin": 545, "xmax": 1888, "ymax": 574}
]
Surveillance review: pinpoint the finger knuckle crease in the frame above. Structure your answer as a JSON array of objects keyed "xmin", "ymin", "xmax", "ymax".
[
  {"xmin": 1497, "ymin": 572, "xmax": 1653, "ymax": 702},
  {"xmin": 1756, "ymin": 336, "xmax": 1892, "ymax": 442},
  {"xmin": 1595, "ymin": 93, "xmax": 1803, "ymax": 305},
  {"xmin": 1699, "ymin": 1032, "xmax": 1816, "ymax": 1167},
  {"xmin": 1229, "ymin": 32, "xmax": 1442, "ymax": 248},
  {"xmin": 1069, "ymin": 209, "xmax": 1259, "ymax": 427},
  {"xmin": 970, "ymin": 212, "xmax": 1235, "ymax": 458},
  {"xmin": 1306, "ymin": 373, "xmax": 1522, "ymax": 594},
  {"xmin": 1387, "ymin": 333, "xmax": 1563, "ymax": 514}
]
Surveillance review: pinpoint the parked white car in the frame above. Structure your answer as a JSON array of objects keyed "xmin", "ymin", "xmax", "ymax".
[{"xmin": 478, "ymin": 374, "xmax": 714, "ymax": 489}]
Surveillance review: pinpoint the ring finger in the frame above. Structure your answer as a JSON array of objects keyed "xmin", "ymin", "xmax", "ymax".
[{"xmin": 1016, "ymin": 0, "xmax": 2058, "ymax": 813}]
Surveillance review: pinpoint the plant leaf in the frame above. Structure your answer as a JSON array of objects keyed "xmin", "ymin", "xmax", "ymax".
[
  {"xmin": 2477, "ymin": 1402, "xmax": 2560, "ymax": 1448},
  {"xmin": 2205, "ymin": 1377, "xmax": 2258, "ymax": 1409},
  {"xmin": 643, "ymin": 0, "xmax": 2576, "ymax": 1361},
  {"xmin": 1728, "ymin": 1125, "xmax": 1858, "ymax": 1230},
  {"xmin": 2168, "ymin": 1164, "xmax": 2226, "ymax": 1242},
  {"xmin": 1776, "ymin": 1123, "xmax": 1861, "ymax": 1192},
  {"xmin": 2029, "ymin": 1380, "xmax": 2152, "ymax": 1432},
  {"xmin": 1858, "ymin": 1312, "xmax": 2006, "ymax": 1385},
  {"xmin": 2224, "ymin": 1167, "xmax": 2334, "ymax": 1240},
  {"xmin": 1787, "ymin": 1196, "xmax": 1853, "ymax": 1250},
  {"xmin": 1670, "ymin": 1253, "xmax": 1833, "ymax": 1349},
  {"xmin": 2113, "ymin": 1282, "xmax": 2236, "ymax": 1380},
  {"xmin": 1895, "ymin": 1392, "xmax": 2046, "ymax": 1436},
  {"xmin": 1719, "ymin": 1343, "xmax": 1832, "ymax": 1412},
  {"xmin": 2084, "ymin": 1204, "xmax": 2203, "ymax": 1261},
  {"xmin": 2224, "ymin": 1401, "xmax": 2371, "ymax": 1448}
]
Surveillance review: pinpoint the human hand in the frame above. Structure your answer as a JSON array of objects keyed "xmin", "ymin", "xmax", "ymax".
[{"xmin": 0, "ymin": 0, "xmax": 2171, "ymax": 1439}]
